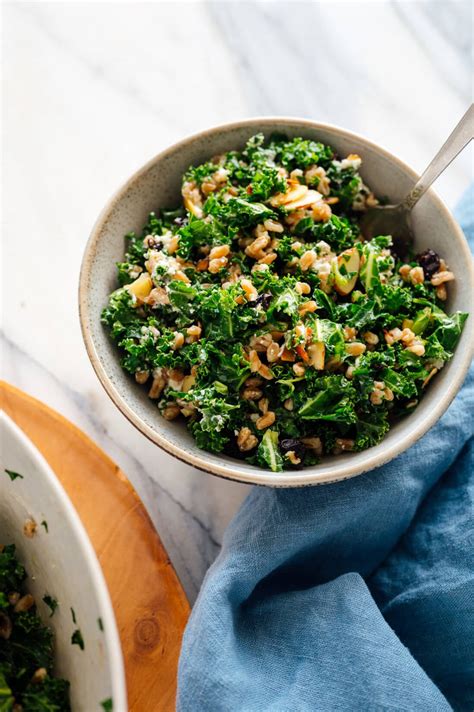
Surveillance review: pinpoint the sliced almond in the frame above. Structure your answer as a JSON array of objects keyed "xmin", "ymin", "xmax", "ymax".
[
  {"xmin": 183, "ymin": 196, "xmax": 203, "ymax": 218},
  {"xmin": 280, "ymin": 346, "xmax": 296, "ymax": 362},
  {"xmin": 270, "ymin": 183, "xmax": 308, "ymax": 207},
  {"xmin": 284, "ymin": 190, "xmax": 323, "ymax": 212},
  {"xmin": 307, "ymin": 342, "xmax": 325, "ymax": 370}
]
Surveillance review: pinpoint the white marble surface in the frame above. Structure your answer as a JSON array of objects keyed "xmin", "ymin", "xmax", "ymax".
[{"xmin": 2, "ymin": 0, "xmax": 472, "ymax": 602}]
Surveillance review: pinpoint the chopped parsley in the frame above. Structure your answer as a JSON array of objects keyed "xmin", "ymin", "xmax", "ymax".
[
  {"xmin": 4, "ymin": 469, "xmax": 23, "ymax": 481},
  {"xmin": 42, "ymin": 594, "xmax": 58, "ymax": 617},
  {"xmin": 71, "ymin": 629, "xmax": 84, "ymax": 650},
  {"xmin": 102, "ymin": 133, "xmax": 467, "ymax": 472}
]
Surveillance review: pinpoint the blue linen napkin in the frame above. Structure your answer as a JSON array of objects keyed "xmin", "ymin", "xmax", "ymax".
[{"xmin": 178, "ymin": 186, "xmax": 474, "ymax": 712}]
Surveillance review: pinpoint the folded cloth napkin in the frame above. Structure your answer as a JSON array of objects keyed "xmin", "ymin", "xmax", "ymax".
[{"xmin": 178, "ymin": 186, "xmax": 474, "ymax": 712}]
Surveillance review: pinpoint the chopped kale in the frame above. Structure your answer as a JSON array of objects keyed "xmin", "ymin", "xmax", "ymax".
[
  {"xmin": 0, "ymin": 545, "xmax": 70, "ymax": 710},
  {"xmin": 206, "ymin": 194, "xmax": 276, "ymax": 228},
  {"xmin": 0, "ymin": 544, "xmax": 26, "ymax": 592},
  {"xmin": 274, "ymin": 136, "xmax": 334, "ymax": 169}
]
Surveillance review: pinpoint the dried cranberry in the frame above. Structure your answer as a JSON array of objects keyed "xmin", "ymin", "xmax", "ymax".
[
  {"xmin": 416, "ymin": 249, "xmax": 440, "ymax": 278},
  {"xmin": 146, "ymin": 236, "xmax": 162, "ymax": 250},
  {"xmin": 248, "ymin": 292, "xmax": 273, "ymax": 310},
  {"xmin": 280, "ymin": 438, "xmax": 306, "ymax": 462}
]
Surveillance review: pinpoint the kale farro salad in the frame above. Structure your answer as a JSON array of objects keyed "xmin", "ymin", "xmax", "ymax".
[{"xmin": 102, "ymin": 134, "xmax": 467, "ymax": 472}]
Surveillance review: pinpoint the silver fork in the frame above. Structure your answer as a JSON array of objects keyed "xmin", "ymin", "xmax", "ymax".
[{"xmin": 360, "ymin": 104, "xmax": 474, "ymax": 256}]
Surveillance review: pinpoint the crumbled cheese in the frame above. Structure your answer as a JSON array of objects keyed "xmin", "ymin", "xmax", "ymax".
[
  {"xmin": 168, "ymin": 373, "xmax": 184, "ymax": 390},
  {"xmin": 149, "ymin": 250, "xmax": 180, "ymax": 279},
  {"xmin": 340, "ymin": 155, "xmax": 362, "ymax": 170},
  {"xmin": 315, "ymin": 241, "xmax": 332, "ymax": 257},
  {"xmin": 157, "ymin": 230, "xmax": 173, "ymax": 249}
]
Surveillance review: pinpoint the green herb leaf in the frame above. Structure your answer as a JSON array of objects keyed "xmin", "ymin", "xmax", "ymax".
[
  {"xmin": 71, "ymin": 629, "xmax": 84, "ymax": 650},
  {"xmin": 4, "ymin": 469, "xmax": 23, "ymax": 481},
  {"xmin": 43, "ymin": 595, "xmax": 58, "ymax": 617}
]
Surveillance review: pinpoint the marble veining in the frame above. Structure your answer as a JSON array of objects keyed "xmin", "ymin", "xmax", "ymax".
[{"xmin": 2, "ymin": 0, "xmax": 472, "ymax": 602}]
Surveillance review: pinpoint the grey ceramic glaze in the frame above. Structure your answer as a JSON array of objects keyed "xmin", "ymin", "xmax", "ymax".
[{"xmin": 79, "ymin": 118, "xmax": 474, "ymax": 487}]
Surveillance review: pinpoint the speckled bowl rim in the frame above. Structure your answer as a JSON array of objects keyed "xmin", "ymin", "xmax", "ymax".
[{"xmin": 79, "ymin": 117, "xmax": 474, "ymax": 488}]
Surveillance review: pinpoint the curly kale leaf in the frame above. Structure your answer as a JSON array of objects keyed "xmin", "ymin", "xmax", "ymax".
[
  {"xmin": 235, "ymin": 137, "xmax": 286, "ymax": 199},
  {"xmin": 123, "ymin": 212, "xmax": 165, "ymax": 264},
  {"xmin": 326, "ymin": 162, "xmax": 362, "ymax": 211},
  {"xmin": 343, "ymin": 297, "xmax": 379, "ymax": 331},
  {"xmin": 116, "ymin": 262, "xmax": 140, "ymax": 287},
  {"xmin": 354, "ymin": 411, "xmax": 390, "ymax": 451},
  {"xmin": 242, "ymin": 133, "xmax": 278, "ymax": 165},
  {"xmin": 176, "ymin": 216, "xmax": 231, "ymax": 261},
  {"xmin": 273, "ymin": 136, "xmax": 334, "ymax": 170},
  {"xmin": 205, "ymin": 195, "xmax": 275, "ymax": 229},
  {"xmin": 374, "ymin": 284, "xmax": 413, "ymax": 315},
  {"xmin": 295, "ymin": 214, "xmax": 358, "ymax": 251},
  {"xmin": 167, "ymin": 280, "xmax": 197, "ymax": 314},
  {"xmin": 310, "ymin": 318, "xmax": 346, "ymax": 362},
  {"xmin": 380, "ymin": 368, "xmax": 418, "ymax": 398},
  {"xmin": 101, "ymin": 288, "xmax": 141, "ymax": 340},
  {"xmin": 312, "ymin": 289, "xmax": 338, "ymax": 321},
  {"xmin": 431, "ymin": 310, "xmax": 468, "ymax": 352},
  {"xmin": 197, "ymin": 284, "xmax": 263, "ymax": 341},
  {"xmin": 342, "ymin": 281, "xmax": 414, "ymax": 334},
  {"xmin": 274, "ymin": 234, "xmax": 295, "ymax": 264},
  {"xmin": 248, "ymin": 166, "xmax": 286, "ymax": 201},
  {"xmin": 20, "ymin": 677, "xmax": 70, "ymax": 712},
  {"xmin": 6, "ymin": 612, "xmax": 55, "ymax": 677},
  {"xmin": 188, "ymin": 386, "xmax": 240, "ymax": 453},
  {"xmin": 184, "ymin": 161, "xmax": 219, "ymax": 186},
  {"xmin": 211, "ymin": 345, "xmax": 251, "ymax": 391},
  {"xmin": 298, "ymin": 375, "xmax": 357, "ymax": 424},
  {"xmin": 122, "ymin": 231, "xmax": 147, "ymax": 265},
  {"xmin": 269, "ymin": 287, "xmax": 301, "ymax": 322},
  {"xmin": 351, "ymin": 350, "xmax": 396, "ymax": 402},
  {"xmin": 0, "ymin": 545, "xmax": 26, "ymax": 593},
  {"xmin": 119, "ymin": 325, "xmax": 161, "ymax": 374}
]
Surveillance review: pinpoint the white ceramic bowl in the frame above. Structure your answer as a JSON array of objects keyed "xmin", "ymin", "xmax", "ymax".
[
  {"xmin": 0, "ymin": 413, "xmax": 127, "ymax": 711},
  {"xmin": 79, "ymin": 118, "xmax": 474, "ymax": 487}
]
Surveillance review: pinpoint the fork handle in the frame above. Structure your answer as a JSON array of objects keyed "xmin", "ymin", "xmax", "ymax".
[{"xmin": 402, "ymin": 103, "xmax": 474, "ymax": 210}]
